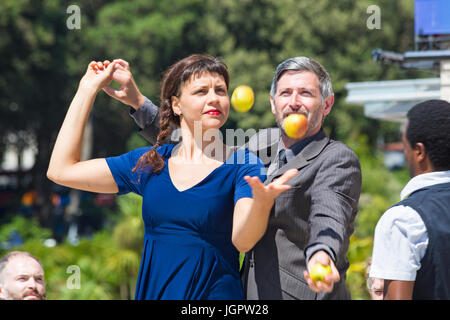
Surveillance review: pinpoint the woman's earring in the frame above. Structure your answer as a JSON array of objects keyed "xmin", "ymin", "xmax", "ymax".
[{"xmin": 175, "ymin": 104, "xmax": 182, "ymax": 116}]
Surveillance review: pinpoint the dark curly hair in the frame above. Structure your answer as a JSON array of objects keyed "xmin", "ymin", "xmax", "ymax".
[
  {"xmin": 406, "ymin": 99, "xmax": 450, "ymax": 171},
  {"xmin": 133, "ymin": 54, "xmax": 229, "ymax": 173}
]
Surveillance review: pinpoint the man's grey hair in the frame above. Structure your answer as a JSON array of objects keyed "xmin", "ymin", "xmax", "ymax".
[
  {"xmin": 0, "ymin": 251, "xmax": 43, "ymax": 283},
  {"xmin": 270, "ymin": 56, "xmax": 333, "ymax": 100}
]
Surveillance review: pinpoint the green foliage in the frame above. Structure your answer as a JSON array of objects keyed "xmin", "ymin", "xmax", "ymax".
[
  {"xmin": 0, "ymin": 216, "xmax": 52, "ymax": 243},
  {"xmin": 347, "ymin": 134, "xmax": 404, "ymax": 235},
  {"xmin": 126, "ymin": 132, "xmax": 149, "ymax": 151},
  {"xmin": 345, "ymin": 135, "xmax": 409, "ymax": 299},
  {"xmin": 113, "ymin": 193, "xmax": 144, "ymax": 253},
  {"xmin": 0, "ymin": 193, "xmax": 144, "ymax": 300},
  {"xmin": 346, "ymin": 236, "xmax": 373, "ymax": 300}
]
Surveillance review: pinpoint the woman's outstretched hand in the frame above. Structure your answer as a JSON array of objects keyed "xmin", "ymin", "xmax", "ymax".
[
  {"xmin": 244, "ymin": 168, "xmax": 298, "ymax": 204},
  {"xmin": 232, "ymin": 168, "xmax": 299, "ymax": 252}
]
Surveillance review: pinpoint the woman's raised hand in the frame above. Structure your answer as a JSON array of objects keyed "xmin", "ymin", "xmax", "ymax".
[
  {"xmin": 78, "ymin": 60, "xmax": 116, "ymax": 94},
  {"xmin": 101, "ymin": 59, "xmax": 146, "ymax": 110},
  {"xmin": 79, "ymin": 59, "xmax": 145, "ymax": 109}
]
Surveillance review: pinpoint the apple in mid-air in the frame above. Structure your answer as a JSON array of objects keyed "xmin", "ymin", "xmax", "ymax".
[{"xmin": 231, "ymin": 85, "xmax": 254, "ymax": 112}]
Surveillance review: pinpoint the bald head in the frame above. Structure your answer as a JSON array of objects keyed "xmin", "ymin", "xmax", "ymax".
[{"xmin": 0, "ymin": 251, "xmax": 46, "ymax": 300}]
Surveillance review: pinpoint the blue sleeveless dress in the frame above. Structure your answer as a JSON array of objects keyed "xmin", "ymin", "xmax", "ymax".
[{"xmin": 106, "ymin": 144, "xmax": 265, "ymax": 300}]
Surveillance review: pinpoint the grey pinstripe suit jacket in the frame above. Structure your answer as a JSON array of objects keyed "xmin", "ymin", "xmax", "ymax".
[
  {"xmin": 242, "ymin": 127, "xmax": 361, "ymax": 300},
  {"xmin": 132, "ymin": 99, "xmax": 362, "ymax": 300}
]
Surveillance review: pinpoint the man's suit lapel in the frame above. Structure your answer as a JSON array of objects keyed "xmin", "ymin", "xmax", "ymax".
[
  {"xmin": 266, "ymin": 129, "xmax": 330, "ymax": 183},
  {"xmin": 246, "ymin": 128, "xmax": 280, "ymax": 167}
]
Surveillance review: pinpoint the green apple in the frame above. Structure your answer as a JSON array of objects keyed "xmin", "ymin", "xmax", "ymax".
[{"xmin": 310, "ymin": 263, "xmax": 332, "ymax": 283}]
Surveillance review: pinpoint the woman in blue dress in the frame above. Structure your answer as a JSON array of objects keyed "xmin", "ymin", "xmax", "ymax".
[{"xmin": 47, "ymin": 54, "xmax": 298, "ymax": 300}]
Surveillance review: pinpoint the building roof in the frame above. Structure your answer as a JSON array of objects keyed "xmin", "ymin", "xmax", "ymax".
[{"xmin": 345, "ymin": 78, "xmax": 441, "ymax": 122}]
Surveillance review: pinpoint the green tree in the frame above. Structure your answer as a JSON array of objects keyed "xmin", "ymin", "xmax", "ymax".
[{"xmin": 0, "ymin": 0, "xmax": 71, "ymax": 224}]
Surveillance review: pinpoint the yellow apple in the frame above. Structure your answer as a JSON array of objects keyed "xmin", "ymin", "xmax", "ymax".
[
  {"xmin": 310, "ymin": 263, "xmax": 332, "ymax": 283},
  {"xmin": 231, "ymin": 85, "xmax": 254, "ymax": 112},
  {"xmin": 283, "ymin": 113, "xmax": 308, "ymax": 139}
]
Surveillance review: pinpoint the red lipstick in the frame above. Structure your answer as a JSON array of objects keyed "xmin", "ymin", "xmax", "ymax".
[{"xmin": 206, "ymin": 110, "xmax": 221, "ymax": 115}]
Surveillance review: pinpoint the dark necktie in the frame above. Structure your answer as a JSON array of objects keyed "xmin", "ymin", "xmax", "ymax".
[{"xmin": 279, "ymin": 149, "xmax": 287, "ymax": 168}]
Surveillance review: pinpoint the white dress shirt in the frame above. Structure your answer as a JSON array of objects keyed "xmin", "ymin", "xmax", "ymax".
[{"xmin": 369, "ymin": 170, "xmax": 450, "ymax": 281}]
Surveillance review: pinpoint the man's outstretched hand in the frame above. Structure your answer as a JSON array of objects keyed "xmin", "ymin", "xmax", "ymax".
[{"xmin": 303, "ymin": 250, "xmax": 340, "ymax": 293}]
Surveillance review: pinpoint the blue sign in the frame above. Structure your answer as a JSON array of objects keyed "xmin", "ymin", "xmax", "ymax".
[{"xmin": 415, "ymin": 0, "xmax": 450, "ymax": 35}]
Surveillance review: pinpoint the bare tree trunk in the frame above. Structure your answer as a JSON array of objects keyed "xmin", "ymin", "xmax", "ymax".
[
  {"xmin": 33, "ymin": 129, "xmax": 54, "ymax": 228},
  {"xmin": 120, "ymin": 282, "xmax": 128, "ymax": 300}
]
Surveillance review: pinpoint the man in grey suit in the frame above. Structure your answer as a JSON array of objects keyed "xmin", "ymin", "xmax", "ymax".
[{"xmin": 102, "ymin": 56, "xmax": 362, "ymax": 299}]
